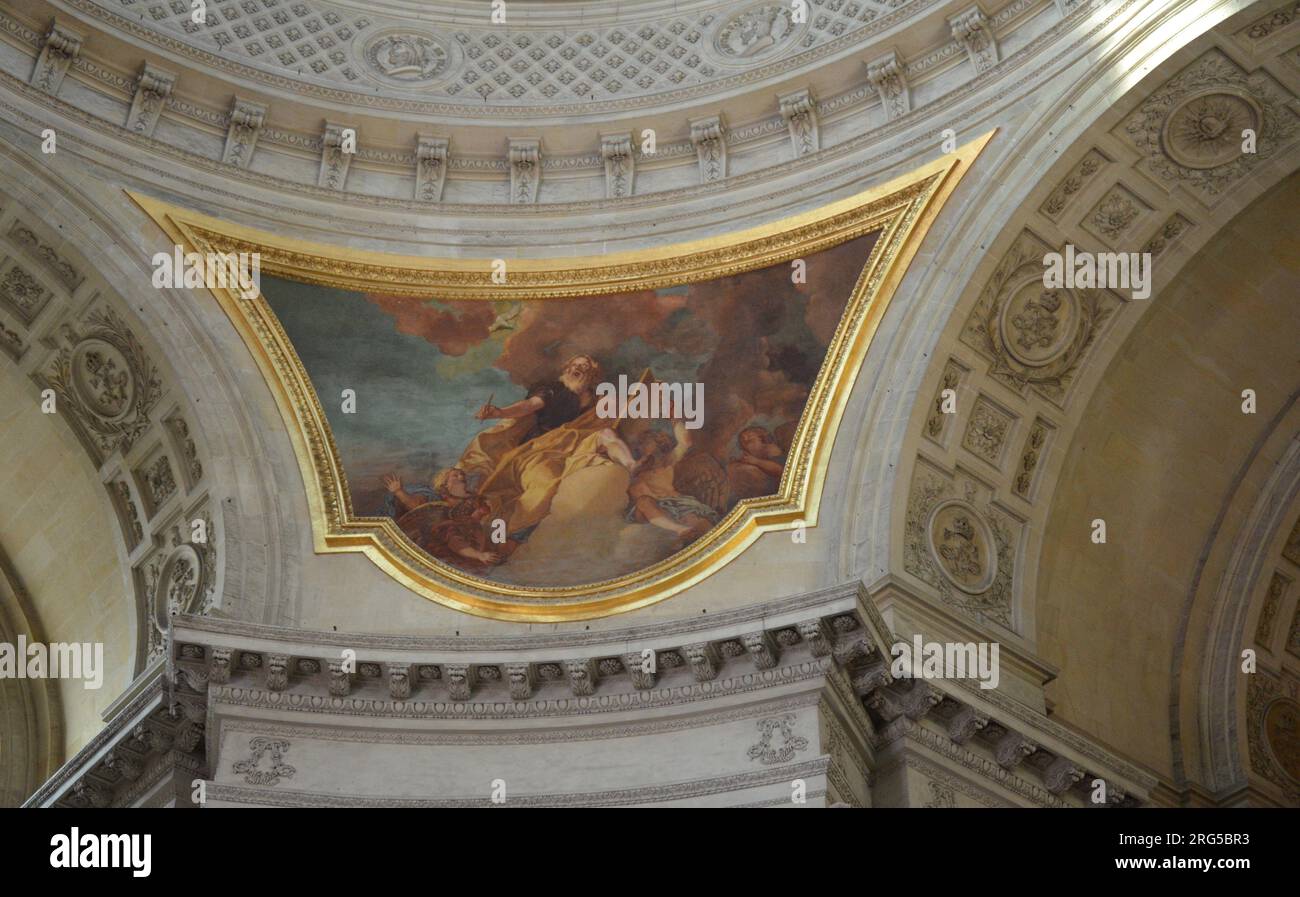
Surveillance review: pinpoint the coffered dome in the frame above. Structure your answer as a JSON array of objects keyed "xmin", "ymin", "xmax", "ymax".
[{"xmin": 73, "ymin": 0, "xmax": 928, "ymax": 117}]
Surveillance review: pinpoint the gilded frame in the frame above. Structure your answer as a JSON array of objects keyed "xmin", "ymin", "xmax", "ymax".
[{"xmin": 131, "ymin": 132, "xmax": 992, "ymax": 621}]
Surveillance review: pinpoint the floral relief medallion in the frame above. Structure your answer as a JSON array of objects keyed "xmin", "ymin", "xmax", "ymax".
[
  {"xmin": 927, "ymin": 500, "xmax": 996, "ymax": 595},
  {"xmin": 70, "ymin": 338, "xmax": 135, "ymax": 420},
  {"xmin": 997, "ymin": 278, "xmax": 1079, "ymax": 368},
  {"xmin": 1160, "ymin": 89, "xmax": 1262, "ymax": 170},
  {"xmin": 152, "ymin": 545, "xmax": 204, "ymax": 634},
  {"xmin": 1264, "ymin": 697, "xmax": 1300, "ymax": 784}
]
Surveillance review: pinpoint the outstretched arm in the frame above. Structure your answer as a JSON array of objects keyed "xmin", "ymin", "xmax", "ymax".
[
  {"xmin": 741, "ymin": 453, "xmax": 784, "ymax": 477},
  {"xmin": 596, "ymin": 428, "xmax": 639, "ymax": 472},
  {"xmin": 383, "ymin": 474, "xmax": 423, "ymax": 514}
]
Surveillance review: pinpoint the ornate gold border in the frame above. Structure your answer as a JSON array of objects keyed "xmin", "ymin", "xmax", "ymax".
[{"xmin": 130, "ymin": 132, "xmax": 992, "ymax": 621}]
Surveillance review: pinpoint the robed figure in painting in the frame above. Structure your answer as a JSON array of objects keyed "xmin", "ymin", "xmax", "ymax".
[
  {"xmin": 381, "ymin": 354, "xmax": 749, "ymax": 579},
  {"xmin": 465, "ymin": 354, "xmax": 642, "ymax": 536}
]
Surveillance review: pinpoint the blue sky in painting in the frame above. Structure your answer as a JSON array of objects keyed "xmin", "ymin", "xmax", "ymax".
[{"xmin": 263, "ymin": 277, "xmax": 521, "ymax": 492}]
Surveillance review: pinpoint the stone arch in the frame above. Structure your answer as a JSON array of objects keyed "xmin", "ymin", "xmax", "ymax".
[
  {"xmin": 877, "ymin": 15, "xmax": 1300, "ymax": 801},
  {"xmin": 0, "ymin": 545, "xmax": 62, "ymax": 804},
  {"xmin": 0, "ymin": 138, "xmax": 302, "ymax": 720}
]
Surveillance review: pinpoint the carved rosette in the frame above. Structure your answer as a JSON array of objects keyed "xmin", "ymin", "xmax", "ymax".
[
  {"xmin": 960, "ymin": 232, "xmax": 1114, "ymax": 405},
  {"xmin": 142, "ymin": 518, "xmax": 217, "ymax": 661},
  {"xmin": 926, "ymin": 500, "xmax": 997, "ymax": 595},
  {"xmin": 1086, "ymin": 187, "xmax": 1147, "ymax": 245},
  {"xmin": 42, "ymin": 307, "xmax": 162, "ymax": 462},
  {"xmin": 0, "ymin": 262, "xmax": 50, "ymax": 325},
  {"xmin": 904, "ymin": 467, "xmax": 1016, "ymax": 627},
  {"xmin": 962, "ymin": 397, "xmax": 1013, "ymax": 466},
  {"xmin": 1247, "ymin": 676, "xmax": 1300, "ymax": 801},
  {"xmin": 1122, "ymin": 51, "xmax": 1299, "ymax": 198}
]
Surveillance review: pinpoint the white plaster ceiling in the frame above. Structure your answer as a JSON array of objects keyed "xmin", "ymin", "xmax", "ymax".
[{"xmin": 54, "ymin": 0, "xmax": 949, "ymax": 128}]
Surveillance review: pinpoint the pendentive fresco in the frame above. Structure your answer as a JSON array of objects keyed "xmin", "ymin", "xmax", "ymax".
[{"xmin": 1, "ymin": 0, "xmax": 1299, "ymax": 826}]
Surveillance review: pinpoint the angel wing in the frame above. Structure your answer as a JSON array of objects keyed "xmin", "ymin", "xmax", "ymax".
[{"xmin": 673, "ymin": 450, "xmax": 730, "ymax": 515}]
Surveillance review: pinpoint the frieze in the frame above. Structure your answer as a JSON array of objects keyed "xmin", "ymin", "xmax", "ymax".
[
  {"xmin": 207, "ymin": 659, "xmax": 834, "ymax": 723},
  {"xmin": 216, "ymin": 692, "xmax": 821, "ymax": 749},
  {"xmin": 204, "ymin": 757, "xmax": 832, "ymax": 807}
]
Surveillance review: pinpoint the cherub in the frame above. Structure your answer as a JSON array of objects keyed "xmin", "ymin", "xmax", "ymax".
[
  {"xmin": 384, "ymin": 467, "xmax": 506, "ymax": 571},
  {"xmin": 627, "ymin": 419, "xmax": 718, "ymax": 544},
  {"xmin": 726, "ymin": 426, "xmax": 786, "ymax": 499}
]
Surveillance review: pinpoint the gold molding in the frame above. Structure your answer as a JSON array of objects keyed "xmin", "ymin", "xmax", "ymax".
[{"xmin": 130, "ymin": 131, "xmax": 993, "ymax": 621}]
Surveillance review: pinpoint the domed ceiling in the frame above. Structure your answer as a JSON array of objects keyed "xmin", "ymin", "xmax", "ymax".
[{"xmin": 68, "ymin": 0, "xmax": 932, "ymax": 117}]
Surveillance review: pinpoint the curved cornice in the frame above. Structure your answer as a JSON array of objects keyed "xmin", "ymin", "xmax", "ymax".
[
  {"xmin": 0, "ymin": 0, "xmax": 1082, "ymax": 214},
  {"xmin": 53, "ymin": 0, "xmax": 952, "ymax": 118}
]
